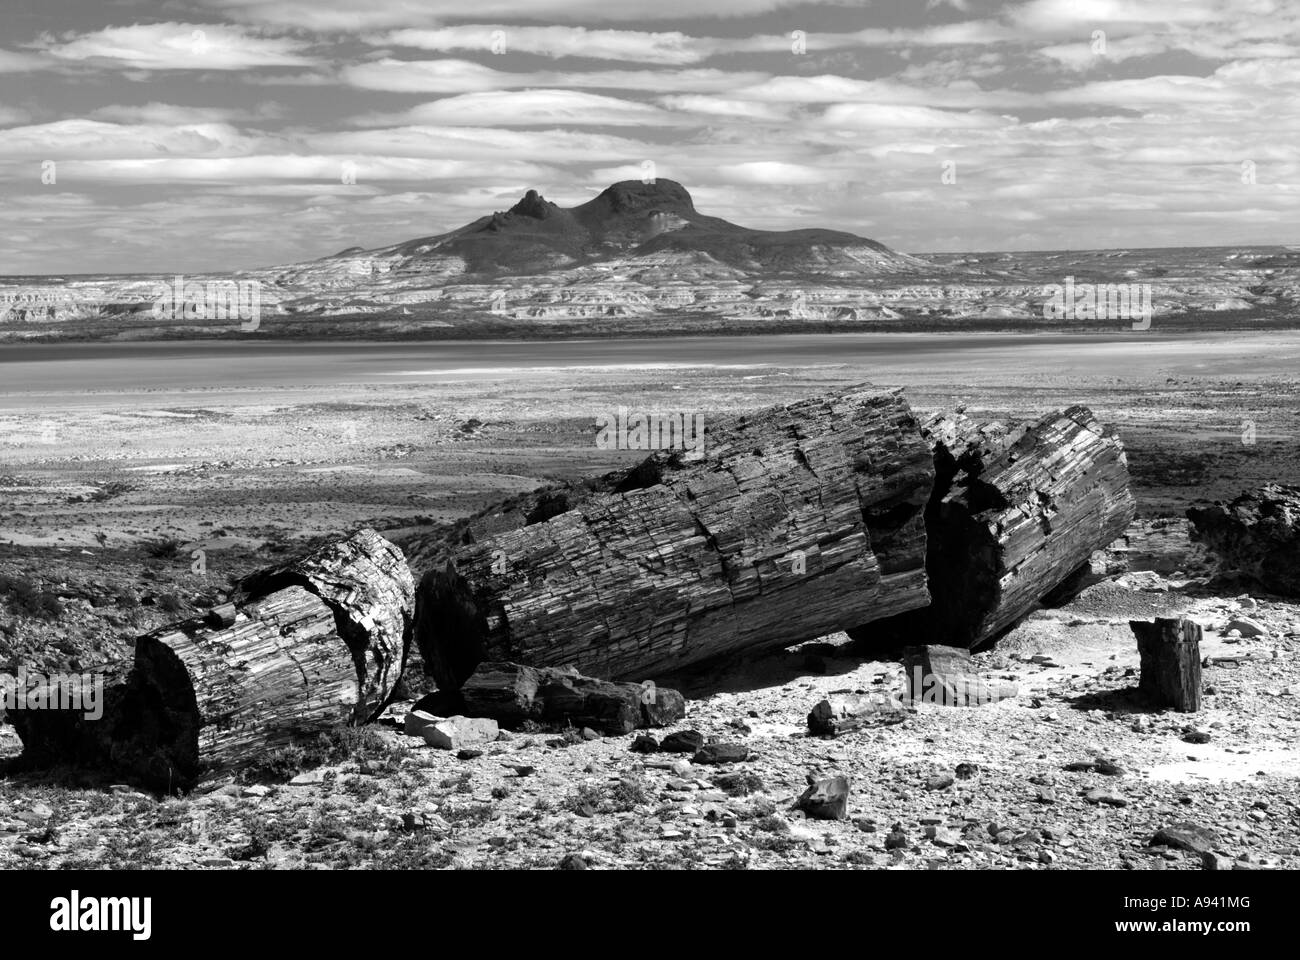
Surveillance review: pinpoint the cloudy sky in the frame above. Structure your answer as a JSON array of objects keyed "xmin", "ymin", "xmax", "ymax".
[{"xmin": 1, "ymin": 0, "xmax": 1297, "ymax": 274}]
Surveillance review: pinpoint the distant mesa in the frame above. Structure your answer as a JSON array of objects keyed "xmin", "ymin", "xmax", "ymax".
[{"xmin": 321, "ymin": 178, "xmax": 928, "ymax": 278}]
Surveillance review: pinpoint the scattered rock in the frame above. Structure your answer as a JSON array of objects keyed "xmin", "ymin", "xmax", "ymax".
[
  {"xmin": 421, "ymin": 715, "xmax": 500, "ymax": 751},
  {"xmin": 629, "ymin": 734, "xmax": 659, "ymax": 753},
  {"xmin": 660, "ymin": 730, "xmax": 705, "ymax": 753},
  {"xmin": 404, "ymin": 709, "xmax": 441, "ymax": 738},
  {"xmin": 884, "ymin": 828, "xmax": 910, "ymax": 851},
  {"xmin": 1225, "ymin": 616, "xmax": 1267, "ymax": 638},
  {"xmin": 1150, "ymin": 822, "xmax": 1217, "ymax": 854},
  {"xmin": 1084, "ymin": 788, "xmax": 1128, "ymax": 807},
  {"xmin": 693, "ymin": 743, "xmax": 749, "ymax": 765},
  {"xmin": 925, "ymin": 772, "xmax": 955, "ymax": 791},
  {"xmin": 797, "ymin": 775, "xmax": 850, "ymax": 821}
]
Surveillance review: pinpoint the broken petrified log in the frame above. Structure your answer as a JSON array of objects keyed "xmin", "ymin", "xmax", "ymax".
[
  {"xmin": 11, "ymin": 529, "xmax": 413, "ymax": 790},
  {"xmin": 1188, "ymin": 484, "xmax": 1300, "ymax": 598},
  {"xmin": 415, "ymin": 661, "xmax": 686, "ymax": 735},
  {"xmin": 852, "ymin": 405, "xmax": 1135, "ymax": 650},
  {"xmin": 1131, "ymin": 617, "xmax": 1202, "ymax": 712},
  {"xmin": 902, "ymin": 645, "xmax": 1018, "ymax": 706},
  {"xmin": 416, "ymin": 386, "xmax": 935, "ymax": 687}
]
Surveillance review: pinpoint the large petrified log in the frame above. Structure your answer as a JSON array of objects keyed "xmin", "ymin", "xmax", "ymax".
[
  {"xmin": 10, "ymin": 529, "xmax": 413, "ymax": 790},
  {"xmin": 416, "ymin": 386, "xmax": 935, "ymax": 688},
  {"xmin": 851, "ymin": 405, "xmax": 1135, "ymax": 650},
  {"xmin": 1187, "ymin": 484, "xmax": 1300, "ymax": 598}
]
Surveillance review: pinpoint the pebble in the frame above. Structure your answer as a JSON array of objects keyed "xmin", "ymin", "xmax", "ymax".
[
  {"xmin": 925, "ymin": 772, "xmax": 955, "ymax": 791},
  {"xmin": 1084, "ymin": 788, "xmax": 1128, "ymax": 807}
]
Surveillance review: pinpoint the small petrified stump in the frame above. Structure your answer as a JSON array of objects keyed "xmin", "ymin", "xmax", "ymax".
[
  {"xmin": 1130, "ymin": 617, "xmax": 1202, "ymax": 712},
  {"xmin": 902, "ymin": 645, "xmax": 1018, "ymax": 706}
]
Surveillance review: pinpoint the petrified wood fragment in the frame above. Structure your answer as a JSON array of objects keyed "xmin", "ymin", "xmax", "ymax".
[{"xmin": 415, "ymin": 661, "xmax": 685, "ymax": 736}]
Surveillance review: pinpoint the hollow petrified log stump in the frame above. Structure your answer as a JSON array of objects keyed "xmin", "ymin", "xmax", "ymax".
[
  {"xmin": 1188, "ymin": 484, "xmax": 1300, "ymax": 598},
  {"xmin": 11, "ymin": 529, "xmax": 413, "ymax": 790},
  {"xmin": 852, "ymin": 405, "xmax": 1135, "ymax": 650},
  {"xmin": 1130, "ymin": 617, "xmax": 1202, "ymax": 712},
  {"xmin": 416, "ymin": 386, "xmax": 935, "ymax": 688}
]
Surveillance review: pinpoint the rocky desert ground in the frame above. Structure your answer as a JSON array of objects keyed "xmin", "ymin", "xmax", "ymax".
[{"xmin": 0, "ymin": 329, "xmax": 1297, "ymax": 870}]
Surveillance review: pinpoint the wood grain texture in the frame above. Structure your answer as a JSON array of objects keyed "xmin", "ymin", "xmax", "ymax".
[
  {"xmin": 417, "ymin": 386, "xmax": 935, "ymax": 688},
  {"xmin": 853, "ymin": 405, "xmax": 1136, "ymax": 650},
  {"xmin": 1131, "ymin": 617, "xmax": 1202, "ymax": 712},
  {"xmin": 11, "ymin": 528, "xmax": 414, "ymax": 789}
]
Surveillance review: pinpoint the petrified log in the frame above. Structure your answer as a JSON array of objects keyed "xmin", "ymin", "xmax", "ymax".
[
  {"xmin": 11, "ymin": 529, "xmax": 413, "ymax": 790},
  {"xmin": 1131, "ymin": 617, "xmax": 1202, "ymax": 712},
  {"xmin": 1188, "ymin": 484, "xmax": 1300, "ymax": 598},
  {"xmin": 852, "ymin": 405, "xmax": 1135, "ymax": 650},
  {"xmin": 415, "ymin": 661, "xmax": 686, "ymax": 735},
  {"xmin": 416, "ymin": 386, "xmax": 935, "ymax": 688}
]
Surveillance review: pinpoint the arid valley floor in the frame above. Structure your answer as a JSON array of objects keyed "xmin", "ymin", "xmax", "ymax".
[{"xmin": 1, "ymin": 329, "xmax": 1298, "ymax": 870}]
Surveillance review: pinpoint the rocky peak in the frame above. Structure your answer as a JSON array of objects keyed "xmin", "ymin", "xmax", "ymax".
[
  {"xmin": 509, "ymin": 189, "xmax": 557, "ymax": 220},
  {"xmin": 586, "ymin": 179, "xmax": 696, "ymax": 217}
]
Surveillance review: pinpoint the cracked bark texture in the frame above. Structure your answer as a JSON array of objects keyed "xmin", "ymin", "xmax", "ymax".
[
  {"xmin": 851, "ymin": 405, "xmax": 1135, "ymax": 651},
  {"xmin": 416, "ymin": 386, "xmax": 935, "ymax": 688}
]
